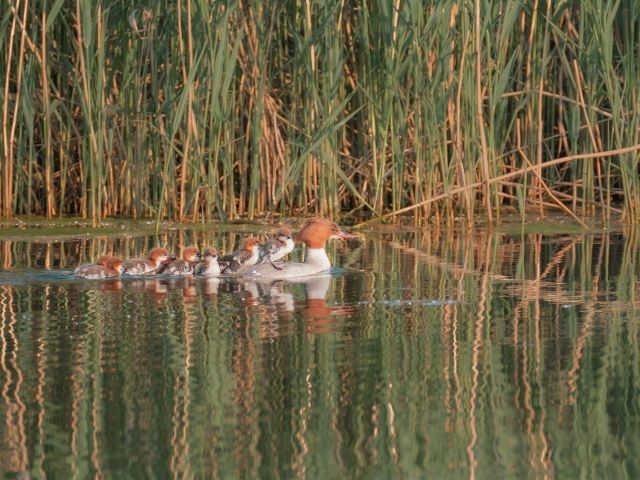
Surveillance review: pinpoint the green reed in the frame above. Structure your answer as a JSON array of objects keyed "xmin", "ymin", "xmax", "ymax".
[{"xmin": 1, "ymin": 0, "xmax": 640, "ymax": 224}]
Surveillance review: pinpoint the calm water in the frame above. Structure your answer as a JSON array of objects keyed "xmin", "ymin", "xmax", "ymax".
[{"xmin": 0, "ymin": 224, "xmax": 639, "ymax": 479}]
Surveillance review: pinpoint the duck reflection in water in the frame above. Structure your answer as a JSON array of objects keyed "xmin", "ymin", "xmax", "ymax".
[
  {"xmin": 297, "ymin": 275, "xmax": 357, "ymax": 334},
  {"xmin": 77, "ymin": 278, "xmax": 124, "ymax": 295},
  {"xmin": 181, "ymin": 280, "xmax": 198, "ymax": 305},
  {"xmin": 69, "ymin": 271, "xmax": 357, "ymax": 330},
  {"xmin": 239, "ymin": 274, "xmax": 358, "ymax": 335},
  {"xmin": 127, "ymin": 278, "xmax": 171, "ymax": 304},
  {"xmin": 197, "ymin": 276, "xmax": 221, "ymax": 301}
]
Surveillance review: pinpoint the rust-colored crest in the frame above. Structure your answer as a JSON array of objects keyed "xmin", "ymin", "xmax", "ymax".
[
  {"xmin": 294, "ymin": 218, "xmax": 339, "ymax": 248},
  {"xmin": 243, "ymin": 237, "xmax": 260, "ymax": 250},
  {"xmin": 183, "ymin": 246, "xmax": 200, "ymax": 261},
  {"xmin": 149, "ymin": 247, "xmax": 169, "ymax": 260}
]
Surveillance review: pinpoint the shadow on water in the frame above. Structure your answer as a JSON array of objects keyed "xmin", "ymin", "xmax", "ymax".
[{"xmin": 0, "ymin": 226, "xmax": 640, "ymax": 478}]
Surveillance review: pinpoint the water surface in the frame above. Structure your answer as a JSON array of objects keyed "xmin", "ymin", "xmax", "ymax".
[{"xmin": 0, "ymin": 225, "xmax": 639, "ymax": 478}]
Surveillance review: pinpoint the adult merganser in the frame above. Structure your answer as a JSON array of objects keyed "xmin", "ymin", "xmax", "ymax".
[
  {"xmin": 123, "ymin": 247, "xmax": 174, "ymax": 275},
  {"xmin": 257, "ymin": 227, "xmax": 295, "ymax": 268},
  {"xmin": 219, "ymin": 237, "xmax": 261, "ymax": 274},
  {"xmin": 159, "ymin": 246, "xmax": 200, "ymax": 276},
  {"xmin": 195, "ymin": 247, "xmax": 221, "ymax": 277},
  {"xmin": 73, "ymin": 258, "xmax": 125, "ymax": 279},
  {"xmin": 244, "ymin": 218, "xmax": 358, "ymax": 279}
]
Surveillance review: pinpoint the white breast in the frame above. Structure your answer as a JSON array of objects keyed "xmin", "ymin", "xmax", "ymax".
[
  {"xmin": 304, "ymin": 248, "xmax": 331, "ymax": 271},
  {"xmin": 196, "ymin": 260, "xmax": 221, "ymax": 277}
]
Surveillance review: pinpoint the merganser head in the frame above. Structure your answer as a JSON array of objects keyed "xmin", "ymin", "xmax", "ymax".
[
  {"xmin": 295, "ymin": 218, "xmax": 358, "ymax": 248},
  {"xmin": 149, "ymin": 247, "xmax": 173, "ymax": 264},
  {"xmin": 182, "ymin": 246, "xmax": 200, "ymax": 262},
  {"xmin": 274, "ymin": 227, "xmax": 293, "ymax": 241},
  {"xmin": 242, "ymin": 237, "xmax": 261, "ymax": 252},
  {"xmin": 108, "ymin": 258, "xmax": 125, "ymax": 275},
  {"xmin": 203, "ymin": 247, "xmax": 218, "ymax": 259}
]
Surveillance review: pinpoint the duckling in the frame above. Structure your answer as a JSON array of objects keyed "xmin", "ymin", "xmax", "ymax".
[
  {"xmin": 219, "ymin": 237, "xmax": 261, "ymax": 274},
  {"xmin": 74, "ymin": 258, "xmax": 125, "ymax": 279},
  {"xmin": 195, "ymin": 247, "xmax": 221, "ymax": 277},
  {"xmin": 123, "ymin": 247, "xmax": 174, "ymax": 275},
  {"xmin": 159, "ymin": 246, "xmax": 200, "ymax": 276}
]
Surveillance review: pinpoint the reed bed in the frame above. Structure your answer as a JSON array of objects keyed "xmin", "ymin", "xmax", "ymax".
[{"xmin": 1, "ymin": 0, "xmax": 639, "ymax": 224}]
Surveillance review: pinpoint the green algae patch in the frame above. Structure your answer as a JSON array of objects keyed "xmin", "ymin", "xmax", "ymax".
[
  {"xmin": 0, "ymin": 216, "xmax": 301, "ymax": 241},
  {"xmin": 0, "ymin": 217, "xmax": 164, "ymax": 240},
  {"xmin": 491, "ymin": 214, "xmax": 625, "ymax": 236}
]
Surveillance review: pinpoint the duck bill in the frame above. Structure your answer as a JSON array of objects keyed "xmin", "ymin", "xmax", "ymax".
[{"xmin": 331, "ymin": 230, "xmax": 359, "ymax": 239}]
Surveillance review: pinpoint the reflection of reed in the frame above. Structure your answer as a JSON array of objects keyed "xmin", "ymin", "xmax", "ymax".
[
  {"xmin": 91, "ymin": 311, "xmax": 104, "ymax": 479},
  {"xmin": 442, "ymin": 301, "xmax": 453, "ymax": 431},
  {"xmin": 533, "ymin": 297, "xmax": 553, "ymax": 478},
  {"xmin": 522, "ymin": 301, "xmax": 537, "ymax": 472},
  {"xmin": 533, "ymin": 237, "xmax": 553, "ymax": 478},
  {"xmin": 567, "ymin": 236, "xmax": 604, "ymax": 405},
  {"xmin": 451, "ymin": 291, "xmax": 463, "ymax": 432},
  {"xmin": 522, "ymin": 240, "xmax": 538, "ymax": 472},
  {"xmin": 0, "ymin": 286, "xmax": 28, "ymax": 474},
  {"xmin": 2, "ymin": 240, "xmax": 11, "ymax": 270},
  {"xmin": 291, "ymin": 371, "xmax": 311, "ymax": 479},
  {"xmin": 387, "ymin": 237, "xmax": 488, "ymax": 279},
  {"xmin": 0, "ymin": 229, "xmax": 228, "ymax": 270},
  {"xmin": 231, "ymin": 299, "xmax": 259, "ymax": 478},
  {"xmin": 512, "ymin": 303, "xmax": 522, "ymax": 413},
  {"xmin": 535, "ymin": 236, "xmax": 580, "ymax": 283},
  {"xmin": 509, "ymin": 235, "xmax": 558, "ymax": 477},
  {"xmin": 466, "ymin": 234, "xmax": 490, "ymax": 480},
  {"xmin": 453, "ymin": 233, "xmax": 472, "ymax": 424},
  {"xmin": 45, "ymin": 242, "xmax": 53, "ymax": 269},
  {"xmin": 34, "ymin": 287, "xmax": 48, "ymax": 478},
  {"xmin": 69, "ymin": 326, "xmax": 84, "ymax": 479},
  {"xmin": 169, "ymin": 297, "xmax": 194, "ymax": 479},
  {"xmin": 1, "ymin": 226, "xmax": 639, "ymax": 477}
]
